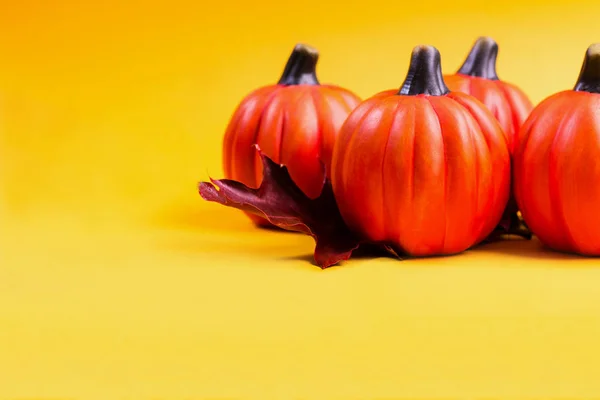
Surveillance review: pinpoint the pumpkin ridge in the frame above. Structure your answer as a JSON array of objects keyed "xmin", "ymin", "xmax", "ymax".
[
  {"xmin": 307, "ymin": 87, "xmax": 326, "ymax": 172},
  {"xmin": 251, "ymin": 88, "xmax": 286, "ymax": 186},
  {"xmin": 225, "ymin": 86, "xmax": 279, "ymax": 179},
  {"xmin": 450, "ymin": 94, "xmax": 495, "ymax": 240},
  {"xmin": 427, "ymin": 97, "xmax": 449, "ymax": 252},
  {"xmin": 380, "ymin": 97, "xmax": 405, "ymax": 243},
  {"xmin": 548, "ymin": 103, "xmax": 582, "ymax": 252},
  {"xmin": 339, "ymin": 101, "xmax": 381, "ymax": 212}
]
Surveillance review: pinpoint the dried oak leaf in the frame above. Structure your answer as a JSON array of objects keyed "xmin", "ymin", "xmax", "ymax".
[{"xmin": 199, "ymin": 149, "xmax": 361, "ymax": 268}]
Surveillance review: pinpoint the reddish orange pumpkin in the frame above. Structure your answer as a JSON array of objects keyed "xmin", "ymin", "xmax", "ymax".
[
  {"xmin": 444, "ymin": 37, "xmax": 533, "ymax": 154},
  {"xmin": 514, "ymin": 44, "xmax": 600, "ymax": 255},
  {"xmin": 331, "ymin": 46, "xmax": 511, "ymax": 256},
  {"xmin": 222, "ymin": 44, "xmax": 361, "ymax": 226}
]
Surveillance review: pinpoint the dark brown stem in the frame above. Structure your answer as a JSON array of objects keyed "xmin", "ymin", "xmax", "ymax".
[
  {"xmin": 457, "ymin": 37, "xmax": 499, "ymax": 80},
  {"xmin": 278, "ymin": 44, "xmax": 320, "ymax": 85},
  {"xmin": 398, "ymin": 45, "xmax": 449, "ymax": 96},
  {"xmin": 574, "ymin": 43, "xmax": 600, "ymax": 93}
]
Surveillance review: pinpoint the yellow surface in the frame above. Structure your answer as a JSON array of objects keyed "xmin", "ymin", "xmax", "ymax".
[{"xmin": 2, "ymin": 0, "xmax": 600, "ymax": 397}]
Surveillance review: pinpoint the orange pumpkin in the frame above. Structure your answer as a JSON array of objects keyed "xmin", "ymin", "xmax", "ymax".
[
  {"xmin": 331, "ymin": 46, "xmax": 511, "ymax": 255},
  {"xmin": 514, "ymin": 44, "xmax": 600, "ymax": 255},
  {"xmin": 222, "ymin": 44, "xmax": 361, "ymax": 226},
  {"xmin": 444, "ymin": 37, "xmax": 533, "ymax": 154}
]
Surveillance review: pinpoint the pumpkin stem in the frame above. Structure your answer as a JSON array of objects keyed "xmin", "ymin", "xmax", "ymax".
[
  {"xmin": 278, "ymin": 44, "xmax": 320, "ymax": 86},
  {"xmin": 574, "ymin": 43, "xmax": 600, "ymax": 93},
  {"xmin": 398, "ymin": 45, "xmax": 449, "ymax": 96},
  {"xmin": 457, "ymin": 37, "xmax": 499, "ymax": 80}
]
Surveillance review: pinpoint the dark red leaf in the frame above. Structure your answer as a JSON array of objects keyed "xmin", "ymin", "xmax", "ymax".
[{"xmin": 199, "ymin": 148, "xmax": 361, "ymax": 268}]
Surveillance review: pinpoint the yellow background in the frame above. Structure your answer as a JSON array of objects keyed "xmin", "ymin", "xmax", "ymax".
[{"xmin": 2, "ymin": 0, "xmax": 600, "ymax": 397}]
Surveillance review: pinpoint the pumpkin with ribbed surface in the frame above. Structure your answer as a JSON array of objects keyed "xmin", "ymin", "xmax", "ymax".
[
  {"xmin": 331, "ymin": 46, "xmax": 511, "ymax": 255},
  {"xmin": 514, "ymin": 44, "xmax": 600, "ymax": 255},
  {"xmin": 222, "ymin": 44, "xmax": 361, "ymax": 226}
]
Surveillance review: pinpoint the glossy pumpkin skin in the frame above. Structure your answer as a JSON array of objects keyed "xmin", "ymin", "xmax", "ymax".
[
  {"xmin": 514, "ymin": 45, "xmax": 600, "ymax": 255},
  {"xmin": 444, "ymin": 76, "xmax": 532, "ymax": 154},
  {"xmin": 444, "ymin": 37, "xmax": 533, "ymax": 154},
  {"xmin": 331, "ymin": 47, "xmax": 511, "ymax": 256},
  {"xmin": 222, "ymin": 44, "xmax": 361, "ymax": 226}
]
